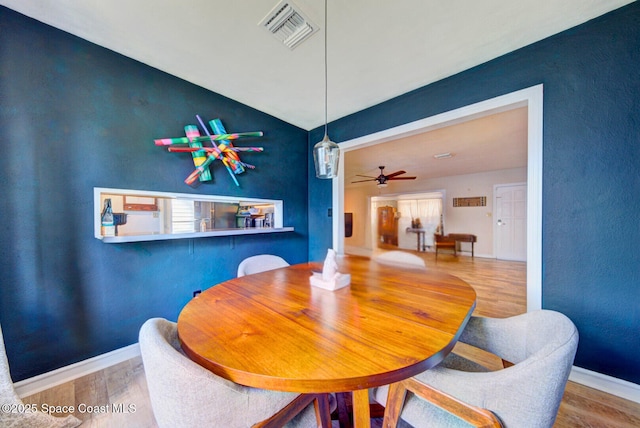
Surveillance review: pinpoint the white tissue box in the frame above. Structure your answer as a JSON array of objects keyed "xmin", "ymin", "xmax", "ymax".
[{"xmin": 309, "ymin": 272, "xmax": 351, "ymax": 291}]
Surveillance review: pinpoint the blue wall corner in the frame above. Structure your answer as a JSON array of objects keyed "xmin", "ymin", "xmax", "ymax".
[{"xmin": 307, "ymin": 128, "xmax": 336, "ymax": 262}]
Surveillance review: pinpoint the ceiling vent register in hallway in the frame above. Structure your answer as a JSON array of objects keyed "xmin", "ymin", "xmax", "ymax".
[{"xmin": 259, "ymin": 1, "xmax": 319, "ymax": 49}]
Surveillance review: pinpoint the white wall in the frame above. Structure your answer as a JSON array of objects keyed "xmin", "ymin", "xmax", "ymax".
[{"xmin": 344, "ymin": 167, "xmax": 527, "ymax": 257}]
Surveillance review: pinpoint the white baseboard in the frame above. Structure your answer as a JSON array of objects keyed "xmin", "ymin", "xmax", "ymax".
[
  {"xmin": 570, "ymin": 366, "xmax": 640, "ymax": 404},
  {"xmin": 14, "ymin": 343, "xmax": 141, "ymax": 398}
]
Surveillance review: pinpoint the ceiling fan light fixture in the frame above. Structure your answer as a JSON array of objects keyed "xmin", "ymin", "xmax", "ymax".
[
  {"xmin": 350, "ymin": 166, "xmax": 416, "ymax": 185},
  {"xmin": 313, "ymin": 0, "xmax": 340, "ymax": 179}
]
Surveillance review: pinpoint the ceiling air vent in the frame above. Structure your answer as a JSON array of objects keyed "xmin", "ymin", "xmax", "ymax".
[{"xmin": 259, "ymin": 0, "xmax": 319, "ymax": 49}]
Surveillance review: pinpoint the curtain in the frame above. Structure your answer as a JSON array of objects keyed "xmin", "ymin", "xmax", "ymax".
[{"xmin": 398, "ymin": 199, "xmax": 442, "ymax": 227}]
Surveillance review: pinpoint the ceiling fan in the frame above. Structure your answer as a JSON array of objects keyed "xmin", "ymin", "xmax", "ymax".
[{"xmin": 352, "ymin": 166, "xmax": 416, "ymax": 187}]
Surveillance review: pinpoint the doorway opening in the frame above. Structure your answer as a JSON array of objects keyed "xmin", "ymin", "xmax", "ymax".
[
  {"xmin": 367, "ymin": 192, "xmax": 444, "ymax": 253},
  {"xmin": 332, "ymin": 85, "xmax": 543, "ymax": 312}
]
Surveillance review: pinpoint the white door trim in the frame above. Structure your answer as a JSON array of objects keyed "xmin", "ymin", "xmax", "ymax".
[{"xmin": 332, "ymin": 84, "xmax": 543, "ymax": 312}]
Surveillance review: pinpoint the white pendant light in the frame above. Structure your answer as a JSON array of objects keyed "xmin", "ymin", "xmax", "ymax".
[{"xmin": 313, "ymin": 0, "xmax": 340, "ymax": 179}]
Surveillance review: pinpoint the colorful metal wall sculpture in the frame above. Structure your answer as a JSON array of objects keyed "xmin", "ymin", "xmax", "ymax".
[{"xmin": 155, "ymin": 115, "xmax": 264, "ymax": 186}]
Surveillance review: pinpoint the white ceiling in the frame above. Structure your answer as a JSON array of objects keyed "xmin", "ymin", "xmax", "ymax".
[
  {"xmin": 0, "ymin": 0, "xmax": 632, "ymax": 131},
  {"xmin": 344, "ymin": 107, "xmax": 528, "ymax": 187}
]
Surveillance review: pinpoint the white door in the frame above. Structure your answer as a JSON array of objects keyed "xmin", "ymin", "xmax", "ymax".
[{"xmin": 495, "ymin": 184, "xmax": 527, "ymax": 261}]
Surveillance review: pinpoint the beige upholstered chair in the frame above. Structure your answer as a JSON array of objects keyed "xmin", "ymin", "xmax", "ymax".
[
  {"xmin": 0, "ymin": 325, "xmax": 81, "ymax": 428},
  {"xmin": 374, "ymin": 251, "xmax": 426, "ymax": 269},
  {"xmin": 139, "ymin": 318, "xmax": 330, "ymax": 428},
  {"xmin": 373, "ymin": 310, "xmax": 579, "ymax": 428},
  {"xmin": 237, "ymin": 254, "xmax": 290, "ymax": 277}
]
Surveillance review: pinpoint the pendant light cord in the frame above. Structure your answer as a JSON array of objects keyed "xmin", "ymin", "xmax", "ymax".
[{"xmin": 324, "ymin": 0, "xmax": 329, "ymax": 138}]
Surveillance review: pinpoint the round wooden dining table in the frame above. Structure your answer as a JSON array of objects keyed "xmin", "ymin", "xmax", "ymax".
[{"xmin": 177, "ymin": 255, "xmax": 476, "ymax": 427}]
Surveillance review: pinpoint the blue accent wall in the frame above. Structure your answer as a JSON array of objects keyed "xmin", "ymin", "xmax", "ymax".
[
  {"xmin": 0, "ymin": 8, "xmax": 308, "ymax": 381},
  {"xmin": 309, "ymin": 3, "xmax": 640, "ymax": 384}
]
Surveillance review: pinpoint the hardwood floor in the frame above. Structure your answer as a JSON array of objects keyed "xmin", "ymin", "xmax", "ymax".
[
  {"xmin": 416, "ymin": 250, "xmax": 527, "ymax": 318},
  {"xmin": 21, "ymin": 252, "xmax": 640, "ymax": 427}
]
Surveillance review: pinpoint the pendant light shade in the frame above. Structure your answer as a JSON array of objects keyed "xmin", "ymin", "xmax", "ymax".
[
  {"xmin": 313, "ymin": 134, "xmax": 339, "ymax": 178},
  {"xmin": 313, "ymin": 0, "xmax": 339, "ymax": 179}
]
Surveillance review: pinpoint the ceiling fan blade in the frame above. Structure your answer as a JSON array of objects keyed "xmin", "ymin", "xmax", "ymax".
[
  {"xmin": 351, "ymin": 178, "xmax": 377, "ymax": 183},
  {"xmin": 384, "ymin": 170, "xmax": 407, "ymax": 179},
  {"xmin": 388, "ymin": 176, "xmax": 417, "ymax": 180},
  {"xmin": 355, "ymin": 174, "xmax": 377, "ymax": 179}
]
